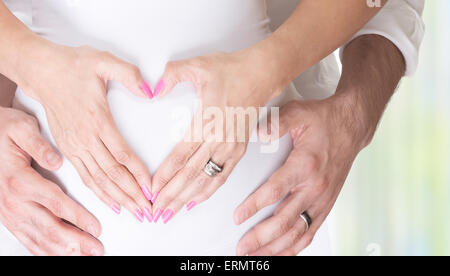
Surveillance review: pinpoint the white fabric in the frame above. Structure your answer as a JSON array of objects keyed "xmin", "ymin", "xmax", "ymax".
[
  {"xmin": 1, "ymin": 0, "xmax": 425, "ymax": 256},
  {"xmin": 341, "ymin": 0, "xmax": 425, "ymax": 76},
  {"xmin": 3, "ymin": 0, "xmax": 334, "ymax": 256}
]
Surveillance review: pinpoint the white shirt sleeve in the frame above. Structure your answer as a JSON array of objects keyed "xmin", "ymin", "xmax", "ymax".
[{"xmin": 340, "ymin": 0, "xmax": 425, "ymax": 76}]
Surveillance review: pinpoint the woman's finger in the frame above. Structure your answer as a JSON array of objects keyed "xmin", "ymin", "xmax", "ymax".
[
  {"xmin": 8, "ymin": 116, "xmax": 62, "ymax": 171},
  {"xmin": 187, "ymin": 147, "xmax": 240, "ymax": 207},
  {"xmin": 153, "ymin": 143, "xmax": 215, "ymax": 223},
  {"xmin": 154, "ymin": 60, "xmax": 197, "ymax": 98},
  {"xmin": 97, "ymin": 51, "xmax": 153, "ymax": 99},
  {"xmin": 75, "ymin": 153, "xmax": 146, "ymax": 222},
  {"xmin": 91, "ymin": 137, "xmax": 153, "ymax": 216},
  {"xmin": 69, "ymin": 156, "xmax": 120, "ymax": 214},
  {"xmin": 159, "ymin": 142, "xmax": 237, "ymax": 222},
  {"xmin": 19, "ymin": 167, "xmax": 102, "ymax": 238},
  {"xmin": 100, "ymin": 123, "xmax": 153, "ymax": 202},
  {"xmin": 152, "ymin": 139, "xmax": 202, "ymax": 203}
]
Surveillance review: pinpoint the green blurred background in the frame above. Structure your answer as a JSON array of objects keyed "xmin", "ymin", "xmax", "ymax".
[{"xmin": 329, "ymin": 0, "xmax": 450, "ymax": 256}]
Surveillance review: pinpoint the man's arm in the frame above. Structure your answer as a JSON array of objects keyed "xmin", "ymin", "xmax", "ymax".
[
  {"xmin": 234, "ymin": 34, "xmax": 407, "ymax": 256},
  {"xmin": 0, "ymin": 74, "xmax": 16, "ymax": 107},
  {"xmin": 336, "ymin": 34, "xmax": 406, "ymax": 149}
]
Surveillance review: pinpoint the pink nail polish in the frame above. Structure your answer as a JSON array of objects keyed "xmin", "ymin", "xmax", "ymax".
[
  {"xmin": 143, "ymin": 208, "xmax": 153, "ymax": 223},
  {"xmin": 151, "ymin": 192, "xmax": 159, "ymax": 204},
  {"xmin": 111, "ymin": 204, "xmax": 121, "ymax": 215},
  {"xmin": 153, "ymin": 79, "xmax": 165, "ymax": 97},
  {"xmin": 187, "ymin": 201, "xmax": 197, "ymax": 211},
  {"xmin": 141, "ymin": 81, "xmax": 154, "ymax": 99},
  {"xmin": 153, "ymin": 208, "xmax": 163, "ymax": 223},
  {"xmin": 134, "ymin": 209, "xmax": 144, "ymax": 223},
  {"xmin": 141, "ymin": 186, "xmax": 153, "ymax": 202},
  {"xmin": 162, "ymin": 209, "xmax": 174, "ymax": 224}
]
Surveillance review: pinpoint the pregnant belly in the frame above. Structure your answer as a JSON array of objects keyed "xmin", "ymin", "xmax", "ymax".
[
  {"xmin": 11, "ymin": 0, "xmax": 305, "ymax": 255},
  {"xmin": 14, "ymin": 84, "xmax": 294, "ymax": 255}
]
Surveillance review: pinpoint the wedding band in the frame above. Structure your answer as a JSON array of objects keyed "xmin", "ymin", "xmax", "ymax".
[
  {"xmin": 300, "ymin": 212, "xmax": 312, "ymax": 233},
  {"xmin": 204, "ymin": 159, "xmax": 223, "ymax": 177}
]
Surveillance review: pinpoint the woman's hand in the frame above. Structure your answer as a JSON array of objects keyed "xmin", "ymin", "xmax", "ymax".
[
  {"xmin": 151, "ymin": 52, "xmax": 284, "ymax": 223},
  {"xmin": 16, "ymin": 41, "xmax": 154, "ymax": 222},
  {"xmin": 0, "ymin": 107, "xmax": 103, "ymax": 256},
  {"xmin": 233, "ymin": 97, "xmax": 371, "ymax": 256}
]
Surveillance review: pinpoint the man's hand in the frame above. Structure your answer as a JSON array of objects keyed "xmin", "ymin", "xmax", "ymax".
[
  {"xmin": 0, "ymin": 107, "xmax": 104, "ymax": 256},
  {"xmin": 234, "ymin": 35, "xmax": 406, "ymax": 256}
]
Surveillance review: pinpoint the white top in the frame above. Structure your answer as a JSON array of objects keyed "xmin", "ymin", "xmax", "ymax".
[
  {"xmin": 342, "ymin": 0, "xmax": 425, "ymax": 76},
  {"xmin": 1, "ymin": 0, "xmax": 424, "ymax": 256}
]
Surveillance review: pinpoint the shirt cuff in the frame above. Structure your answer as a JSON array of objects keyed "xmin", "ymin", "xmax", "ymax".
[{"xmin": 340, "ymin": 1, "xmax": 425, "ymax": 76}]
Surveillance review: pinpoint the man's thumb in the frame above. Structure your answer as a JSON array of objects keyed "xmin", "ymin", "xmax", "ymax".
[{"xmin": 258, "ymin": 101, "xmax": 306, "ymax": 142}]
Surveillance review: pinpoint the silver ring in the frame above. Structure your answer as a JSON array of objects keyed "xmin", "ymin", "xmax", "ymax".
[
  {"xmin": 300, "ymin": 212, "xmax": 312, "ymax": 233},
  {"xmin": 203, "ymin": 159, "xmax": 223, "ymax": 177}
]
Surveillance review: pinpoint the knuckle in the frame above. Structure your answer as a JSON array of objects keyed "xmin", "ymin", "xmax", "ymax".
[
  {"xmin": 128, "ymin": 65, "xmax": 141, "ymax": 79},
  {"xmin": 154, "ymin": 174, "xmax": 169, "ymax": 187},
  {"xmin": 184, "ymin": 167, "xmax": 199, "ymax": 181},
  {"xmin": 92, "ymin": 172, "xmax": 107, "ymax": 188},
  {"xmin": 30, "ymin": 135, "xmax": 47, "ymax": 153},
  {"xmin": 237, "ymin": 145, "xmax": 247, "ymax": 158},
  {"xmin": 197, "ymin": 192, "xmax": 211, "ymax": 203},
  {"xmin": 277, "ymin": 215, "xmax": 292, "ymax": 234},
  {"xmin": 47, "ymin": 198, "xmax": 65, "ymax": 217},
  {"xmin": 5, "ymin": 176, "xmax": 24, "ymax": 197},
  {"xmin": 1, "ymin": 196, "xmax": 19, "ymax": 213},
  {"xmin": 115, "ymin": 151, "xmax": 131, "ymax": 165},
  {"xmin": 106, "ymin": 164, "xmax": 125, "ymax": 182},
  {"xmin": 170, "ymin": 198, "xmax": 183, "ymax": 209},
  {"xmin": 172, "ymin": 154, "xmax": 187, "ymax": 168},
  {"xmin": 44, "ymin": 222, "xmax": 62, "ymax": 243},
  {"xmin": 302, "ymin": 235, "xmax": 314, "ymax": 249},
  {"xmin": 315, "ymin": 176, "xmax": 329, "ymax": 195},
  {"xmin": 304, "ymin": 153, "xmax": 321, "ymax": 176},
  {"xmin": 196, "ymin": 176, "xmax": 209, "ymax": 187},
  {"xmin": 289, "ymin": 227, "xmax": 303, "ymax": 244},
  {"xmin": 266, "ymin": 185, "xmax": 284, "ymax": 204}
]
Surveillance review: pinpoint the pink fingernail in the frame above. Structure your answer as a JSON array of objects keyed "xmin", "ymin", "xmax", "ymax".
[
  {"xmin": 141, "ymin": 186, "xmax": 153, "ymax": 202},
  {"xmin": 141, "ymin": 81, "xmax": 154, "ymax": 99},
  {"xmin": 162, "ymin": 209, "xmax": 174, "ymax": 224},
  {"xmin": 153, "ymin": 79, "xmax": 165, "ymax": 97},
  {"xmin": 187, "ymin": 201, "xmax": 197, "ymax": 211},
  {"xmin": 143, "ymin": 208, "xmax": 153, "ymax": 223},
  {"xmin": 111, "ymin": 204, "xmax": 121, "ymax": 215},
  {"xmin": 151, "ymin": 192, "xmax": 159, "ymax": 204},
  {"xmin": 153, "ymin": 208, "xmax": 163, "ymax": 223},
  {"xmin": 134, "ymin": 209, "xmax": 144, "ymax": 223}
]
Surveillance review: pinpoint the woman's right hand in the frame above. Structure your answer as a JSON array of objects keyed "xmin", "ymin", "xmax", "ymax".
[{"xmin": 16, "ymin": 41, "xmax": 154, "ymax": 222}]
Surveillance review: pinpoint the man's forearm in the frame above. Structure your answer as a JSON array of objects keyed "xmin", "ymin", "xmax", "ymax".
[
  {"xmin": 335, "ymin": 34, "xmax": 406, "ymax": 149},
  {"xmin": 0, "ymin": 74, "xmax": 16, "ymax": 107}
]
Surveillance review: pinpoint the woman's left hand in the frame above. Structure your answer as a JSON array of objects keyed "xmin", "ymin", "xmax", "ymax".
[{"xmin": 151, "ymin": 52, "xmax": 283, "ymax": 223}]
